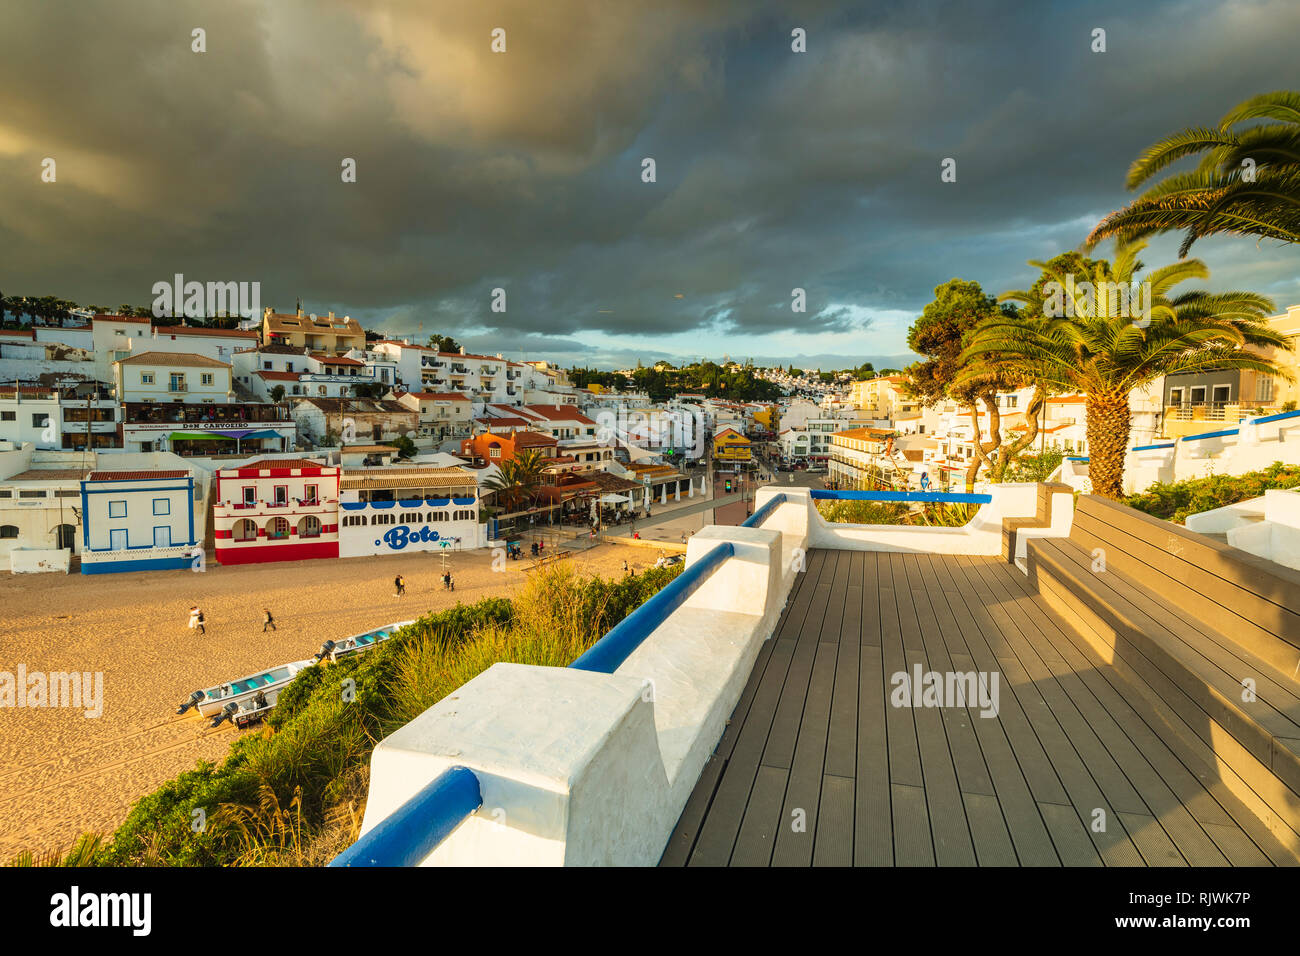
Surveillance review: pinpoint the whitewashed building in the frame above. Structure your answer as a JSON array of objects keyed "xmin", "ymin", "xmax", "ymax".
[
  {"xmin": 338, "ymin": 466, "xmax": 483, "ymax": 557},
  {"xmin": 114, "ymin": 352, "xmax": 234, "ymax": 405},
  {"xmin": 79, "ymin": 469, "xmax": 199, "ymax": 574}
]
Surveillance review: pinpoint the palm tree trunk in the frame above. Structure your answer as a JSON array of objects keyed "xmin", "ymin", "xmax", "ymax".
[{"xmin": 1085, "ymin": 393, "xmax": 1131, "ymax": 499}]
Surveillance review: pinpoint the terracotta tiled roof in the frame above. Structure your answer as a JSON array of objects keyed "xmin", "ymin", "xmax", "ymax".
[
  {"xmin": 255, "ymin": 370, "xmax": 301, "ymax": 381},
  {"xmin": 340, "ymin": 444, "xmax": 399, "ymax": 454},
  {"xmin": 92, "ymin": 313, "xmax": 150, "ymax": 324},
  {"xmin": 152, "ymin": 325, "xmax": 259, "ymax": 339},
  {"xmin": 226, "ymin": 458, "xmax": 333, "ymax": 472},
  {"xmin": 116, "ymin": 350, "xmax": 231, "ymax": 369},
  {"xmin": 86, "ymin": 470, "xmax": 190, "ymax": 481},
  {"xmin": 407, "ymin": 391, "xmax": 470, "ymax": 401},
  {"xmin": 4, "ymin": 469, "xmax": 89, "ymax": 481},
  {"xmin": 340, "ymin": 467, "xmax": 476, "ymax": 490}
]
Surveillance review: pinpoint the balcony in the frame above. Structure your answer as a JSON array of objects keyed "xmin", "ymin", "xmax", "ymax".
[{"xmin": 124, "ymin": 402, "xmax": 292, "ymax": 425}]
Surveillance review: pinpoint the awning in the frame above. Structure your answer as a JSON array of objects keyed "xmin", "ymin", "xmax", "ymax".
[
  {"xmin": 169, "ymin": 431, "xmax": 235, "ymax": 440},
  {"xmin": 167, "ymin": 429, "xmax": 283, "ymax": 441}
]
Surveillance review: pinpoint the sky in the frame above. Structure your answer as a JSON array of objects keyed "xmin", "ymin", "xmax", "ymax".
[{"xmin": 1, "ymin": 0, "xmax": 1298, "ymax": 371}]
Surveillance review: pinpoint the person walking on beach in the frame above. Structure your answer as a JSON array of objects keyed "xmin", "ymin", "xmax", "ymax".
[
  {"xmin": 262, "ymin": 608, "xmax": 276, "ymax": 632},
  {"xmin": 442, "ymin": 570, "xmax": 451, "ymax": 590},
  {"xmin": 448, "ymin": 573, "xmax": 455, "ymax": 592},
  {"xmin": 190, "ymin": 606, "xmax": 206, "ymax": 635},
  {"xmin": 395, "ymin": 574, "xmax": 406, "ymax": 596}
]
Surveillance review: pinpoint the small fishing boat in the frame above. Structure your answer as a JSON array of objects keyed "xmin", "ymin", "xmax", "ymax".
[
  {"xmin": 314, "ymin": 620, "xmax": 413, "ymax": 663},
  {"xmin": 176, "ymin": 659, "xmax": 316, "ymax": 720}
]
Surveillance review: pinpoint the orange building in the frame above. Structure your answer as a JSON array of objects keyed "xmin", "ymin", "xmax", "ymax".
[{"xmin": 459, "ymin": 428, "xmax": 558, "ymax": 466}]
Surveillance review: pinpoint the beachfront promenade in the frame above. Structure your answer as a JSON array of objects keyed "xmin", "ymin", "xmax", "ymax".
[{"xmin": 333, "ymin": 484, "xmax": 1300, "ymax": 867}]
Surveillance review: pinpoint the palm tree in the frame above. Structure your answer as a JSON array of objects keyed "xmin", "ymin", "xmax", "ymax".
[
  {"xmin": 1089, "ymin": 90, "xmax": 1300, "ymax": 256},
  {"xmin": 482, "ymin": 448, "xmax": 549, "ymax": 513},
  {"xmin": 959, "ymin": 241, "xmax": 1288, "ymax": 498}
]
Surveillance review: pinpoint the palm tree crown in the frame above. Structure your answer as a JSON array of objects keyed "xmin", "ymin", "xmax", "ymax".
[
  {"xmin": 1089, "ymin": 90, "xmax": 1300, "ymax": 256},
  {"xmin": 957, "ymin": 241, "xmax": 1287, "ymax": 498}
]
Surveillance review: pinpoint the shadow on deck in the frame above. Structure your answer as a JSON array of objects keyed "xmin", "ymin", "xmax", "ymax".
[{"xmin": 661, "ymin": 549, "xmax": 1294, "ymax": 867}]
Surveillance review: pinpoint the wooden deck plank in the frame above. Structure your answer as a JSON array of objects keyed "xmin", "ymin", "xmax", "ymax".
[
  {"xmin": 730, "ymin": 765, "xmax": 789, "ymax": 867},
  {"xmin": 687, "ymin": 638, "xmax": 797, "ymax": 865},
  {"xmin": 761, "ymin": 554, "xmax": 835, "ymax": 770},
  {"xmin": 855, "ymin": 642, "xmax": 893, "ymax": 865},
  {"xmin": 963, "ymin": 792, "xmax": 1019, "ymax": 866},
  {"xmin": 895, "ymin": 555, "xmax": 975, "ymax": 865},
  {"xmin": 772, "ymin": 640, "xmax": 838, "ymax": 866},
  {"xmin": 813, "ymin": 774, "xmax": 855, "ymax": 866},
  {"xmin": 1119, "ymin": 812, "xmax": 1188, "ymax": 866},
  {"xmin": 1037, "ymin": 803, "xmax": 1103, "ymax": 867},
  {"xmin": 891, "ymin": 783, "xmax": 935, "ymax": 866},
  {"xmin": 880, "ymin": 555, "xmax": 924, "ymax": 790}
]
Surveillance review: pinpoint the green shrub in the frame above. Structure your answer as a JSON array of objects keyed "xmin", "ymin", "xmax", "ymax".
[{"xmin": 1124, "ymin": 462, "xmax": 1300, "ymax": 524}]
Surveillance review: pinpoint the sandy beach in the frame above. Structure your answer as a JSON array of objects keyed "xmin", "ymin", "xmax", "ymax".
[{"xmin": 0, "ymin": 540, "xmax": 648, "ymax": 860}]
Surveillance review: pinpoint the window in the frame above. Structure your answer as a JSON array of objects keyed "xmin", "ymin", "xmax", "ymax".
[
  {"xmin": 152, "ymin": 498, "xmax": 170, "ymax": 516},
  {"xmin": 298, "ymin": 515, "xmax": 321, "ymax": 538},
  {"xmin": 233, "ymin": 519, "xmax": 257, "ymax": 541},
  {"xmin": 1169, "ymin": 387, "xmax": 1183, "ymax": 406},
  {"xmin": 303, "ymin": 484, "xmax": 318, "ymax": 504},
  {"xmin": 273, "ymin": 485, "xmax": 288, "ymax": 506},
  {"xmin": 31, "ymin": 414, "xmax": 45, "ymax": 427},
  {"xmin": 0, "ymin": 411, "xmax": 13, "ymax": 421},
  {"xmin": 242, "ymin": 486, "xmax": 256, "ymax": 506},
  {"xmin": 141, "ymin": 373, "xmax": 154, "ymax": 385},
  {"xmin": 1258, "ymin": 376, "xmax": 1275, "ymax": 403},
  {"xmin": 1190, "ymin": 386, "xmax": 1206, "ymax": 404},
  {"xmin": 201, "ymin": 373, "xmax": 214, "ymax": 386},
  {"xmin": 0, "ymin": 526, "xmax": 16, "ymax": 539},
  {"xmin": 263, "ymin": 361, "xmax": 272, "ymax": 371},
  {"xmin": 169, "ymin": 373, "xmax": 186, "ymax": 392},
  {"xmin": 108, "ymin": 499, "xmax": 127, "ymax": 518},
  {"xmin": 1212, "ymin": 385, "xmax": 1231, "ymax": 404},
  {"xmin": 267, "ymin": 517, "xmax": 291, "ymax": 539}
]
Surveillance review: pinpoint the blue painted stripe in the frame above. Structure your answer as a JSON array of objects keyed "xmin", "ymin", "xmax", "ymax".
[
  {"xmin": 569, "ymin": 542, "xmax": 735, "ymax": 674},
  {"xmin": 1132, "ymin": 443, "xmax": 1175, "ymax": 452},
  {"xmin": 1179, "ymin": 428, "xmax": 1239, "ymax": 442},
  {"xmin": 742, "ymin": 493, "xmax": 787, "ymax": 528},
  {"xmin": 80, "ymin": 556, "xmax": 192, "ymax": 574},
  {"xmin": 1250, "ymin": 409, "xmax": 1300, "ymax": 425},
  {"xmin": 329, "ymin": 766, "xmax": 482, "ymax": 867},
  {"xmin": 1065, "ymin": 457, "xmax": 1089, "ymax": 462},
  {"xmin": 809, "ymin": 490, "xmax": 992, "ymax": 504}
]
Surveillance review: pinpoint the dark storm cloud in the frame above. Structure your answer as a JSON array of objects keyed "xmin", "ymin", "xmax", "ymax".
[{"xmin": 1, "ymin": 0, "xmax": 1297, "ymax": 366}]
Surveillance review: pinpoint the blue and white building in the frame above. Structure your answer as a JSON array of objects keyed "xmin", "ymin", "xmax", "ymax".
[
  {"xmin": 338, "ymin": 466, "xmax": 484, "ymax": 557},
  {"xmin": 79, "ymin": 469, "xmax": 199, "ymax": 573}
]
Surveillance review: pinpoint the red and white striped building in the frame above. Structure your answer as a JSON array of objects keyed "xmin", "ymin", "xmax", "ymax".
[{"xmin": 212, "ymin": 458, "xmax": 340, "ymax": 564}]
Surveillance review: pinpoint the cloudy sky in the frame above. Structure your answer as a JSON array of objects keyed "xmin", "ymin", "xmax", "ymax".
[{"xmin": 2, "ymin": 0, "xmax": 1297, "ymax": 370}]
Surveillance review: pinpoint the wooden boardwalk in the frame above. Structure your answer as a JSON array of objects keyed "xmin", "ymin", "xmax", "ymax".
[{"xmin": 660, "ymin": 549, "xmax": 1296, "ymax": 867}]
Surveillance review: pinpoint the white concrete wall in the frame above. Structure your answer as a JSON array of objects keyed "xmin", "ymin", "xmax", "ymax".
[
  {"xmin": 9, "ymin": 548, "xmax": 71, "ymax": 573},
  {"xmin": 752, "ymin": 483, "xmax": 1041, "ymax": 556},
  {"xmin": 358, "ymin": 521, "xmax": 798, "ymax": 866},
  {"xmin": 1123, "ymin": 411, "xmax": 1300, "ymax": 494}
]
